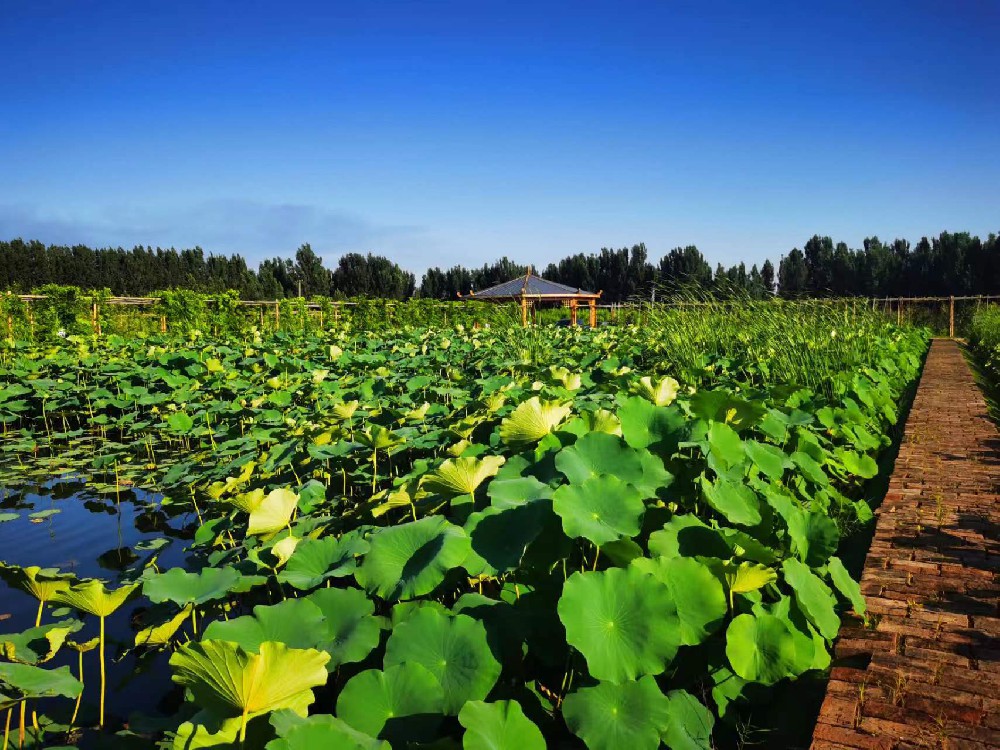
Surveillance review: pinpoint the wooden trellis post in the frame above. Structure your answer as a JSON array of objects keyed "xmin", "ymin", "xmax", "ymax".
[
  {"xmin": 92, "ymin": 300, "xmax": 101, "ymax": 335},
  {"xmin": 274, "ymin": 302, "xmax": 280, "ymax": 330},
  {"xmin": 949, "ymin": 296, "xmax": 955, "ymax": 338},
  {"xmin": 160, "ymin": 315, "xmax": 167, "ymax": 333},
  {"xmin": 569, "ymin": 299, "xmax": 578, "ymax": 326}
]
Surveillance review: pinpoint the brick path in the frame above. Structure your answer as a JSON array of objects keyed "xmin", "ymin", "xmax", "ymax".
[{"xmin": 812, "ymin": 339, "xmax": 1000, "ymax": 749}]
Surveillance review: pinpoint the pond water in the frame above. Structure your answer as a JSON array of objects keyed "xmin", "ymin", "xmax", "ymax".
[{"xmin": 0, "ymin": 476, "xmax": 192, "ymax": 727}]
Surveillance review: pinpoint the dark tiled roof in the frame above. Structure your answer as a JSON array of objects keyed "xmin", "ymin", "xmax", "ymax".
[{"xmin": 471, "ymin": 274, "xmax": 597, "ymax": 298}]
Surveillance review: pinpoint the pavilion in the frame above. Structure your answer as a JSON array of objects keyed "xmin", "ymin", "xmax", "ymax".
[{"xmin": 458, "ymin": 268, "xmax": 603, "ymax": 326}]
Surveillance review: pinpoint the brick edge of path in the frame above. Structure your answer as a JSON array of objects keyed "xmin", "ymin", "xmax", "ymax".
[{"xmin": 811, "ymin": 339, "xmax": 1000, "ymax": 750}]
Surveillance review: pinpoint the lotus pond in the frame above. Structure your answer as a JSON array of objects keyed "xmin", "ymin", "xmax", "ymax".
[{"xmin": 0, "ymin": 308, "xmax": 928, "ymax": 749}]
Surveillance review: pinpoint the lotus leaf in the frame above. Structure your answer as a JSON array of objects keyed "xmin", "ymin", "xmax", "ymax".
[
  {"xmin": 336, "ymin": 663, "xmax": 445, "ymax": 744},
  {"xmin": 780, "ymin": 558, "xmax": 840, "ymax": 639},
  {"xmin": 304, "ymin": 587, "xmax": 381, "ymax": 668},
  {"xmin": 552, "ymin": 475, "xmax": 645, "ymax": 547},
  {"xmin": 617, "ymin": 397, "xmax": 686, "ymax": 455},
  {"xmin": 50, "ymin": 579, "xmax": 139, "ymax": 617},
  {"xmin": 463, "ymin": 501, "xmax": 550, "ymax": 575},
  {"xmin": 699, "ymin": 477, "xmax": 761, "ymax": 527},
  {"xmin": 203, "ymin": 599, "xmax": 328, "ymax": 654},
  {"xmin": 825, "ymin": 556, "xmax": 866, "ymax": 615},
  {"xmin": 266, "ymin": 714, "xmax": 389, "ymax": 750},
  {"xmin": 144, "ymin": 567, "xmax": 241, "ymax": 606},
  {"xmin": 457, "ymin": 700, "xmax": 545, "ymax": 750},
  {"xmin": 629, "ymin": 556, "xmax": 727, "ymax": 645},
  {"xmin": 555, "ymin": 432, "xmax": 671, "ymax": 496},
  {"xmin": 562, "ymin": 676, "xmax": 670, "ymax": 750},
  {"xmin": 725, "ymin": 613, "xmax": 804, "ymax": 685},
  {"xmin": 662, "ymin": 689, "xmax": 715, "ymax": 750},
  {"xmin": 277, "ymin": 533, "xmax": 369, "ymax": 590},
  {"xmin": 422, "ymin": 455, "xmax": 506, "ymax": 497},
  {"xmin": 247, "ymin": 488, "xmax": 300, "ymax": 535},
  {"xmin": 499, "ymin": 397, "xmax": 570, "ymax": 445},
  {"xmin": 0, "ymin": 663, "xmax": 82, "ymax": 710}
]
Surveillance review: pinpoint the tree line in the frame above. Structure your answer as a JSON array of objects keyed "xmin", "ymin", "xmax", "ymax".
[{"xmin": 0, "ymin": 231, "xmax": 997, "ymax": 301}]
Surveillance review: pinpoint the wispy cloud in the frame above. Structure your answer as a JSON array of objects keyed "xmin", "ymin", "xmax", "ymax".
[{"xmin": 0, "ymin": 201, "xmax": 446, "ymax": 272}]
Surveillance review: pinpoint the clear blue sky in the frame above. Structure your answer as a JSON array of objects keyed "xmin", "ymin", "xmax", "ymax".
[{"xmin": 1, "ymin": 0, "xmax": 997, "ymax": 275}]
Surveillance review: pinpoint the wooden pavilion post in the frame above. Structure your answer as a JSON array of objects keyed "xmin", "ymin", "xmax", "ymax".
[
  {"xmin": 520, "ymin": 296, "xmax": 528, "ymax": 327},
  {"xmin": 92, "ymin": 300, "xmax": 100, "ymax": 335},
  {"xmin": 274, "ymin": 301, "xmax": 280, "ymax": 330},
  {"xmin": 589, "ymin": 299, "xmax": 597, "ymax": 327},
  {"xmin": 949, "ymin": 296, "xmax": 955, "ymax": 338},
  {"xmin": 569, "ymin": 300, "xmax": 578, "ymax": 326}
]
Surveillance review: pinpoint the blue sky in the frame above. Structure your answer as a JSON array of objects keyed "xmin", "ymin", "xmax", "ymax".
[{"xmin": 1, "ymin": 1, "xmax": 997, "ymax": 275}]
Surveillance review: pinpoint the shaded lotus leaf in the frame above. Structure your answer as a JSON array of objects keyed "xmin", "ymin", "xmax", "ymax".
[
  {"xmin": 463, "ymin": 501, "xmax": 550, "ymax": 576},
  {"xmin": 629, "ymin": 557, "xmax": 727, "ymax": 646},
  {"xmin": 384, "ymin": 608, "xmax": 501, "ymax": 714},
  {"xmin": 688, "ymin": 391, "xmax": 764, "ymax": 429},
  {"xmin": 355, "ymin": 516, "xmax": 471, "ymax": 601},
  {"xmin": 781, "ymin": 559, "xmax": 840, "ymax": 640},
  {"xmin": 790, "ymin": 451, "xmax": 828, "ymax": 485},
  {"xmin": 825, "ymin": 556, "xmax": 866, "ymax": 616},
  {"xmin": 170, "ymin": 640, "xmax": 330, "ymax": 721},
  {"xmin": 266, "ymin": 714, "xmax": 389, "ymax": 750},
  {"xmin": 762, "ymin": 595, "xmax": 824, "ymax": 672},
  {"xmin": 144, "ymin": 567, "xmax": 241, "ymax": 606},
  {"xmin": 0, "ymin": 564, "xmax": 73, "ymax": 604},
  {"xmin": 270, "ymin": 536, "xmax": 300, "ymax": 568},
  {"xmin": 648, "ymin": 515, "xmax": 730, "ymax": 559},
  {"xmin": 0, "ymin": 662, "xmax": 82, "ymax": 710},
  {"xmin": 717, "ymin": 527, "xmax": 780, "ymax": 565},
  {"xmin": 499, "ymin": 397, "xmax": 571, "ymax": 445},
  {"xmin": 637, "ymin": 375, "xmax": 680, "ymax": 407},
  {"xmin": 743, "ymin": 440, "xmax": 792, "ymax": 481},
  {"xmin": 304, "ymin": 587, "xmax": 381, "ymax": 669},
  {"xmin": 50, "ymin": 579, "xmax": 139, "ymax": 617},
  {"xmin": 555, "ymin": 432, "xmax": 671, "ymax": 496},
  {"xmin": 247, "ymin": 488, "xmax": 300, "ymax": 536},
  {"xmin": 458, "ymin": 699, "xmax": 545, "ymax": 750},
  {"xmin": 765, "ymin": 489, "xmax": 839, "ymax": 566},
  {"xmin": 699, "ymin": 477, "xmax": 761, "ymax": 527},
  {"xmin": 422, "ymin": 456, "xmax": 506, "ymax": 497},
  {"xmin": 617, "ymin": 397, "xmax": 686, "ymax": 456},
  {"xmin": 135, "ymin": 604, "xmax": 193, "ymax": 648},
  {"xmin": 1, "ymin": 620, "xmax": 83, "ymax": 664},
  {"xmin": 725, "ymin": 613, "xmax": 804, "ymax": 685},
  {"xmin": 203, "ymin": 599, "xmax": 328, "ymax": 654},
  {"xmin": 336, "ymin": 663, "xmax": 445, "ymax": 744},
  {"xmin": 662, "ymin": 689, "xmax": 715, "ymax": 750},
  {"xmin": 277, "ymin": 533, "xmax": 369, "ymax": 590},
  {"xmin": 558, "ymin": 567, "xmax": 680, "ymax": 683},
  {"xmin": 562, "ymin": 676, "xmax": 670, "ymax": 750},
  {"xmin": 552, "ymin": 475, "xmax": 645, "ymax": 547},
  {"xmin": 487, "ymin": 475, "xmax": 553, "ymax": 510}
]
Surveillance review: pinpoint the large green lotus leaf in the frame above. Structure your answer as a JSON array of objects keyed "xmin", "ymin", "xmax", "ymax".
[
  {"xmin": 724, "ymin": 613, "xmax": 802, "ymax": 685},
  {"xmin": 790, "ymin": 451, "xmax": 828, "ymax": 486},
  {"xmin": 762, "ymin": 595, "xmax": 824, "ymax": 672},
  {"xmin": 743, "ymin": 440, "xmax": 792, "ymax": 481},
  {"xmin": 247, "ymin": 488, "xmax": 300, "ymax": 536},
  {"xmin": 423, "ymin": 456, "xmax": 506, "ymax": 497},
  {"xmin": 304, "ymin": 588, "xmax": 381, "ymax": 669},
  {"xmin": 276, "ymin": 534, "xmax": 369, "ymax": 590},
  {"xmin": 355, "ymin": 516, "xmax": 471, "ymax": 601},
  {"xmin": 825, "ymin": 556, "xmax": 866, "ymax": 616},
  {"xmin": 203, "ymin": 599, "xmax": 328, "ymax": 654},
  {"xmin": 555, "ymin": 432, "xmax": 671, "ymax": 496},
  {"xmin": 0, "ymin": 564, "xmax": 73, "ymax": 603},
  {"xmin": 780, "ymin": 559, "xmax": 840, "ymax": 640},
  {"xmin": 0, "ymin": 620, "xmax": 82, "ymax": 664},
  {"xmin": 499, "ymin": 397, "xmax": 571, "ymax": 445},
  {"xmin": 487, "ymin": 475, "xmax": 553, "ymax": 510},
  {"xmin": 336, "ymin": 663, "xmax": 445, "ymax": 744},
  {"xmin": 617, "ymin": 397, "xmax": 686, "ymax": 455},
  {"xmin": 50, "ymin": 579, "xmax": 139, "ymax": 617},
  {"xmin": 0, "ymin": 663, "xmax": 82, "ymax": 709},
  {"xmin": 662, "ymin": 689, "xmax": 715, "ymax": 750},
  {"xmin": 629, "ymin": 557, "xmax": 726, "ymax": 646},
  {"xmin": 562, "ymin": 676, "xmax": 670, "ymax": 750},
  {"xmin": 457, "ymin": 700, "xmax": 545, "ymax": 750},
  {"xmin": 170, "ymin": 640, "xmax": 329, "ymax": 720},
  {"xmin": 699, "ymin": 477, "xmax": 761, "ymax": 527},
  {"xmin": 687, "ymin": 391, "xmax": 764, "ymax": 429},
  {"xmin": 558, "ymin": 567, "xmax": 680, "ymax": 683},
  {"xmin": 765, "ymin": 488, "xmax": 839, "ymax": 566},
  {"xmin": 834, "ymin": 448, "xmax": 878, "ymax": 479},
  {"xmin": 384, "ymin": 608, "xmax": 501, "ymax": 714},
  {"xmin": 144, "ymin": 567, "xmax": 241, "ymax": 606},
  {"xmin": 266, "ymin": 714, "xmax": 389, "ymax": 750},
  {"xmin": 707, "ymin": 422, "xmax": 746, "ymax": 472},
  {"xmin": 463, "ymin": 501, "xmax": 550, "ymax": 576},
  {"xmin": 648, "ymin": 515, "xmax": 730, "ymax": 559},
  {"xmin": 167, "ymin": 411, "xmax": 194, "ymax": 433},
  {"xmin": 552, "ymin": 475, "xmax": 645, "ymax": 547}
]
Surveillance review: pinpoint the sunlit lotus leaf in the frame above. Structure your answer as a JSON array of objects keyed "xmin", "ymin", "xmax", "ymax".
[
  {"xmin": 499, "ymin": 397, "xmax": 571, "ymax": 445},
  {"xmin": 355, "ymin": 516, "xmax": 470, "ymax": 601},
  {"xmin": 637, "ymin": 375, "xmax": 680, "ymax": 406},
  {"xmin": 0, "ymin": 662, "xmax": 82, "ymax": 710},
  {"xmin": 562, "ymin": 676, "xmax": 670, "ymax": 750},
  {"xmin": 332, "ymin": 400, "xmax": 360, "ymax": 420},
  {"xmin": 135, "ymin": 604, "xmax": 193, "ymax": 648},
  {"xmin": 458, "ymin": 700, "xmax": 545, "ymax": 750},
  {"xmin": 780, "ymin": 559, "xmax": 840, "ymax": 639},
  {"xmin": 790, "ymin": 451, "xmax": 828, "ymax": 485},
  {"xmin": 699, "ymin": 477, "xmax": 761, "ymax": 527},
  {"xmin": 629, "ymin": 557, "xmax": 727, "ymax": 646},
  {"xmin": 167, "ymin": 412, "xmax": 194, "ymax": 433},
  {"xmin": 555, "ymin": 432, "xmax": 671, "ymax": 496},
  {"xmin": 834, "ymin": 448, "xmax": 878, "ymax": 479},
  {"xmin": 662, "ymin": 689, "xmax": 715, "ymax": 750},
  {"xmin": 558, "ymin": 567, "xmax": 681, "ymax": 683},
  {"xmin": 336, "ymin": 663, "xmax": 445, "ymax": 744},
  {"xmin": 277, "ymin": 533, "xmax": 369, "ymax": 590},
  {"xmin": 743, "ymin": 440, "xmax": 792, "ymax": 481},
  {"xmin": 725, "ymin": 613, "xmax": 804, "ymax": 685},
  {"xmin": 463, "ymin": 501, "xmax": 550, "ymax": 576},
  {"xmin": 304, "ymin": 587, "xmax": 381, "ymax": 669},
  {"xmin": 706, "ymin": 421, "xmax": 746, "ymax": 473},
  {"xmin": 170, "ymin": 640, "xmax": 329, "ymax": 720},
  {"xmin": 617, "ymin": 397, "xmax": 686, "ymax": 455},
  {"xmin": 247, "ymin": 488, "xmax": 300, "ymax": 535},
  {"xmin": 144, "ymin": 567, "xmax": 241, "ymax": 606},
  {"xmin": 384, "ymin": 608, "xmax": 501, "ymax": 713},
  {"xmin": 422, "ymin": 455, "xmax": 506, "ymax": 497},
  {"xmin": 825, "ymin": 556, "xmax": 865, "ymax": 616},
  {"xmin": 269, "ymin": 535, "xmax": 300, "ymax": 568},
  {"xmin": 0, "ymin": 564, "xmax": 73, "ymax": 603},
  {"xmin": 553, "ymin": 475, "xmax": 645, "ymax": 547},
  {"xmin": 0, "ymin": 513, "xmax": 17, "ymax": 522},
  {"xmin": 359, "ymin": 424, "xmax": 401, "ymax": 450},
  {"xmin": 648, "ymin": 515, "xmax": 730, "ymax": 559},
  {"xmin": 765, "ymin": 489, "xmax": 839, "ymax": 566},
  {"xmin": 266, "ymin": 714, "xmax": 390, "ymax": 750},
  {"xmin": 50, "ymin": 579, "xmax": 139, "ymax": 617},
  {"xmin": 726, "ymin": 561, "xmax": 777, "ymax": 596},
  {"xmin": 1, "ymin": 620, "xmax": 82, "ymax": 664},
  {"xmin": 580, "ymin": 408, "xmax": 622, "ymax": 435},
  {"xmin": 204, "ymin": 599, "xmax": 328, "ymax": 654}
]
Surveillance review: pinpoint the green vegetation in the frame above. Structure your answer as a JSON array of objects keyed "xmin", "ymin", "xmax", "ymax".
[
  {"xmin": 969, "ymin": 304, "xmax": 1000, "ymax": 386},
  {"xmin": 0, "ymin": 305, "xmax": 928, "ymax": 748}
]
